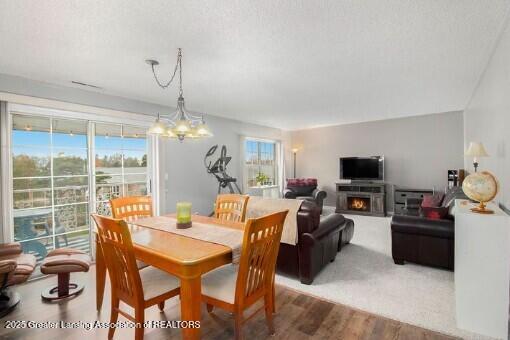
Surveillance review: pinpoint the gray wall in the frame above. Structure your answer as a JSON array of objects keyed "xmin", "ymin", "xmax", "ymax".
[
  {"xmin": 290, "ymin": 112, "xmax": 465, "ymax": 210},
  {"xmin": 0, "ymin": 73, "xmax": 287, "ymax": 215},
  {"xmin": 159, "ymin": 118, "xmax": 287, "ymax": 215},
  {"xmin": 464, "ymin": 17, "xmax": 510, "ymax": 209}
]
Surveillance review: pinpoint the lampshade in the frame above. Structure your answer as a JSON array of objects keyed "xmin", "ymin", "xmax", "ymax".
[
  {"xmin": 465, "ymin": 142, "xmax": 489, "ymax": 157},
  {"xmin": 164, "ymin": 127, "xmax": 177, "ymax": 138},
  {"xmin": 174, "ymin": 119, "xmax": 191, "ymax": 133},
  {"xmin": 148, "ymin": 115, "xmax": 167, "ymax": 135},
  {"xmin": 195, "ymin": 122, "xmax": 212, "ymax": 137},
  {"xmin": 291, "ymin": 148, "xmax": 299, "ymax": 153},
  {"xmin": 185, "ymin": 127, "xmax": 198, "ymax": 139}
]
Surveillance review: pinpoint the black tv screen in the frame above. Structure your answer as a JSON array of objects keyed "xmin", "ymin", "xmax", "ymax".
[{"xmin": 340, "ymin": 157, "xmax": 384, "ymax": 180}]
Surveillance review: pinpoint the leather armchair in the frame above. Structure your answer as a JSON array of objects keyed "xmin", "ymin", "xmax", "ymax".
[
  {"xmin": 276, "ymin": 201, "xmax": 354, "ymax": 284},
  {"xmin": 391, "ymin": 215, "xmax": 454, "ymax": 270},
  {"xmin": 284, "ymin": 178, "xmax": 327, "ymax": 213},
  {"xmin": 390, "ymin": 187, "xmax": 466, "ymax": 270},
  {"xmin": 0, "ymin": 242, "xmax": 36, "ymax": 317}
]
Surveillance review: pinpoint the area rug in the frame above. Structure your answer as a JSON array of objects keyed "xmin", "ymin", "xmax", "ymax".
[{"xmin": 275, "ymin": 212, "xmax": 492, "ymax": 340}]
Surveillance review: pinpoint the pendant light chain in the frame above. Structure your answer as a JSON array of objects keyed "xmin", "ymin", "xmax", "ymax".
[
  {"xmin": 178, "ymin": 49, "xmax": 183, "ymax": 97},
  {"xmin": 147, "ymin": 48, "xmax": 212, "ymax": 140},
  {"xmin": 150, "ymin": 48, "xmax": 182, "ymax": 90}
]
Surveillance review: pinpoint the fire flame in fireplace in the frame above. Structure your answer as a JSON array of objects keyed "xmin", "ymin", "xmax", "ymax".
[{"xmin": 351, "ymin": 198, "xmax": 367, "ymax": 210}]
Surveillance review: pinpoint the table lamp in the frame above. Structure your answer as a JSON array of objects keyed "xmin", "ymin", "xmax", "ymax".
[
  {"xmin": 176, "ymin": 202, "xmax": 192, "ymax": 229},
  {"xmin": 465, "ymin": 142, "xmax": 488, "ymax": 172}
]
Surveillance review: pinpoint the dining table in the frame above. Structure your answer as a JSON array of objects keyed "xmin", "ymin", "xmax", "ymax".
[{"xmin": 95, "ymin": 214, "xmax": 245, "ymax": 340}]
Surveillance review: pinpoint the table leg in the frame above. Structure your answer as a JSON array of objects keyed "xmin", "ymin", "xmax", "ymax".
[
  {"xmin": 95, "ymin": 235, "xmax": 106, "ymax": 312},
  {"xmin": 180, "ymin": 276, "xmax": 202, "ymax": 340}
]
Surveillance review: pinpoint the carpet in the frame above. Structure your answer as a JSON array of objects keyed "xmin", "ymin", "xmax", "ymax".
[{"xmin": 275, "ymin": 212, "xmax": 492, "ymax": 339}]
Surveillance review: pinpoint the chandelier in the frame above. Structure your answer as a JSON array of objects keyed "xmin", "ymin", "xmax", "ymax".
[{"xmin": 146, "ymin": 48, "xmax": 212, "ymax": 141}]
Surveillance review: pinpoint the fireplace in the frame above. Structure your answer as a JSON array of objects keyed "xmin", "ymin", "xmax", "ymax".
[
  {"xmin": 336, "ymin": 183, "xmax": 386, "ymax": 217},
  {"xmin": 348, "ymin": 196, "xmax": 371, "ymax": 212}
]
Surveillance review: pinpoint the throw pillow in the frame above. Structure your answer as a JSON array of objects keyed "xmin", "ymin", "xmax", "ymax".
[
  {"xmin": 421, "ymin": 193, "xmax": 447, "ymax": 219},
  {"xmin": 421, "ymin": 206, "xmax": 449, "ymax": 219},
  {"xmin": 421, "ymin": 193, "xmax": 445, "ymax": 208}
]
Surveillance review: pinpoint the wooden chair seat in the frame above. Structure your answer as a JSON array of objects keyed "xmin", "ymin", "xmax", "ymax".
[
  {"xmin": 139, "ymin": 267, "xmax": 180, "ymax": 301},
  {"xmin": 201, "ymin": 264, "xmax": 238, "ymax": 304}
]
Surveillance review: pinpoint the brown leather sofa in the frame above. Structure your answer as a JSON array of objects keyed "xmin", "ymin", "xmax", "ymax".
[
  {"xmin": 390, "ymin": 187, "xmax": 467, "ymax": 270},
  {"xmin": 276, "ymin": 201, "xmax": 354, "ymax": 284},
  {"xmin": 0, "ymin": 242, "xmax": 36, "ymax": 316}
]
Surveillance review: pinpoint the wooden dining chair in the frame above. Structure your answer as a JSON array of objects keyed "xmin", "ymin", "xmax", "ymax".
[
  {"xmin": 201, "ymin": 210, "xmax": 288, "ymax": 340},
  {"xmin": 96, "ymin": 196, "xmax": 153, "ymax": 311},
  {"xmin": 91, "ymin": 214, "xmax": 180, "ymax": 340},
  {"xmin": 214, "ymin": 194, "xmax": 250, "ymax": 223},
  {"xmin": 110, "ymin": 196, "xmax": 153, "ymax": 222}
]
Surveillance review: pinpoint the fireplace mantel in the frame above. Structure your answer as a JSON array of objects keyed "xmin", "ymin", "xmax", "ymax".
[{"xmin": 335, "ymin": 182, "xmax": 386, "ymax": 217}]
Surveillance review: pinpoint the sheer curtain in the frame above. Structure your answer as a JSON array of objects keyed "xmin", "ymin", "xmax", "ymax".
[{"xmin": 277, "ymin": 141, "xmax": 286, "ymax": 197}]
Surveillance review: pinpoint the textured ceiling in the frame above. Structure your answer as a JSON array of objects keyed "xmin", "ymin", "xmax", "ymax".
[{"xmin": 0, "ymin": 1, "xmax": 508, "ymax": 130}]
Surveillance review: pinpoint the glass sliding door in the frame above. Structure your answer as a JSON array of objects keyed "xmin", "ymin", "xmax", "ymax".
[
  {"xmin": 9, "ymin": 110, "xmax": 151, "ymax": 272},
  {"xmin": 51, "ymin": 118, "xmax": 90, "ymax": 254},
  {"xmin": 12, "ymin": 114, "xmax": 90, "ymax": 263},
  {"xmin": 94, "ymin": 123, "xmax": 148, "ymax": 216}
]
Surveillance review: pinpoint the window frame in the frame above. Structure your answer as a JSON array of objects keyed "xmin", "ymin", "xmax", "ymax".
[{"xmin": 243, "ymin": 137, "xmax": 280, "ymax": 189}]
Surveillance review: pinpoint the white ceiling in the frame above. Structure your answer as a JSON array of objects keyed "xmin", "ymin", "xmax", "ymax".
[{"xmin": 0, "ymin": 1, "xmax": 508, "ymax": 130}]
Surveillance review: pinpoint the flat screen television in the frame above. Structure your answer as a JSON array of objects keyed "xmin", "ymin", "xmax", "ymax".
[{"xmin": 340, "ymin": 156, "xmax": 384, "ymax": 181}]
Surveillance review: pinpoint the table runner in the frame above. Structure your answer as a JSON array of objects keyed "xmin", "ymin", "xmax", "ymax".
[{"xmin": 131, "ymin": 216, "xmax": 244, "ymax": 263}]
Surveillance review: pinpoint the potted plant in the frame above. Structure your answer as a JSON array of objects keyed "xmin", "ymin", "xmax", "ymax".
[{"xmin": 255, "ymin": 172, "xmax": 269, "ymax": 186}]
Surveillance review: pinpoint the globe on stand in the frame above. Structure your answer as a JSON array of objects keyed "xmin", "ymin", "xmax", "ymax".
[{"xmin": 462, "ymin": 171, "xmax": 499, "ymax": 214}]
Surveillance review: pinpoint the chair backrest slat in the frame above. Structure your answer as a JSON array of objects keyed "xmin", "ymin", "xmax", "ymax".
[
  {"xmin": 215, "ymin": 194, "xmax": 249, "ymax": 223},
  {"xmin": 92, "ymin": 214, "xmax": 144, "ymax": 306},
  {"xmin": 235, "ymin": 210, "xmax": 288, "ymax": 306},
  {"xmin": 110, "ymin": 196, "xmax": 153, "ymax": 222}
]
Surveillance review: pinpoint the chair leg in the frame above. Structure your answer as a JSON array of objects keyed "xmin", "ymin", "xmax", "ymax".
[
  {"xmin": 234, "ymin": 312, "xmax": 243, "ymax": 340},
  {"xmin": 108, "ymin": 297, "xmax": 119, "ymax": 340},
  {"xmin": 157, "ymin": 301, "xmax": 165, "ymax": 312},
  {"xmin": 206, "ymin": 303, "xmax": 214, "ymax": 313},
  {"xmin": 264, "ymin": 293, "xmax": 275, "ymax": 335},
  {"xmin": 272, "ymin": 283, "xmax": 276, "ymax": 314},
  {"xmin": 135, "ymin": 308, "xmax": 145, "ymax": 340},
  {"xmin": 96, "ymin": 236, "xmax": 107, "ymax": 312}
]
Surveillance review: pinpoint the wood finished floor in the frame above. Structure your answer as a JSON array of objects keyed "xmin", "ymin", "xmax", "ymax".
[{"xmin": 0, "ymin": 266, "xmax": 459, "ymax": 340}]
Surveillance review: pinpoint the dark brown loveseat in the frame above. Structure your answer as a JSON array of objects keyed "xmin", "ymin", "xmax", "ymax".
[{"xmin": 276, "ymin": 201, "xmax": 354, "ymax": 284}]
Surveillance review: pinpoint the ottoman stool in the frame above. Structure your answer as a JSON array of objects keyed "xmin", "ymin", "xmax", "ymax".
[{"xmin": 40, "ymin": 248, "xmax": 91, "ymax": 301}]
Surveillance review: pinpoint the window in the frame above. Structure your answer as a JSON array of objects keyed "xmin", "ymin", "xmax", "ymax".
[
  {"xmin": 8, "ymin": 110, "xmax": 150, "ymax": 270},
  {"xmin": 244, "ymin": 139, "xmax": 278, "ymax": 187}
]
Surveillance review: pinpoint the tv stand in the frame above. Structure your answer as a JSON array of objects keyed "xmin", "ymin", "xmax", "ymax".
[{"xmin": 336, "ymin": 182, "xmax": 386, "ymax": 217}]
